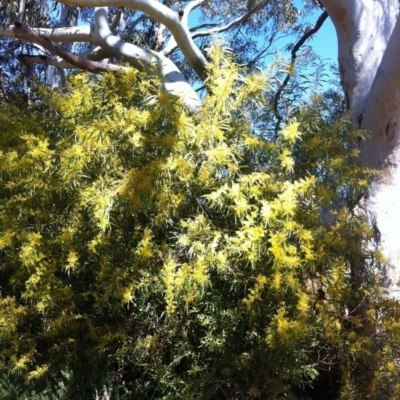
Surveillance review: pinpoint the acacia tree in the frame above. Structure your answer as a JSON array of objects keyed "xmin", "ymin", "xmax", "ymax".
[
  {"xmin": 3, "ymin": 0, "xmax": 400, "ymax": 397},
  {"xmin": 1, "ymin": 45, "xmax": 389, "ymax": 399},
  {"xmin": 2, "ymin": 0, "xmax": 400, "ymax": 279}
]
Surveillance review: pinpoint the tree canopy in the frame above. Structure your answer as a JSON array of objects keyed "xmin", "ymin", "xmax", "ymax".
[{"xmin": 0, "ymin": 0, "xmax": 330, "ymax": 117}]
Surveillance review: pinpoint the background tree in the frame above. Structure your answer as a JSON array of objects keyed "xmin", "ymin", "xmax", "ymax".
[{"xmin": 0, "ymin": 1, "xmax": 326, "ymax": 112}]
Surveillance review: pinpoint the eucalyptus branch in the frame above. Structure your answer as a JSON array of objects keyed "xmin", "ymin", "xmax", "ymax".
[
  {"xmin": 16, "ymin": 0, "xmax": 26, "ymax": 23},
  {"xmin": 13, "ymin": 23, "xmax": 128, "ymax": 73},
  {"xmin": 181, "ymin": 0, "xmax": 206, "ymax": 26},
  {"xmin": 121, "ymin": 14, "xmax": 147, "ymax": 39},
  {"xmin": 191, "ymin": 0, "xmax": 272, "ymax": 38},
  {"xmin": 273, "ymin": 10, "xmax": 328, "ymax": 131},
  {"xmin": 0, "ymin": 23, "xmax": 95, "ymax": 43},
  {"xmin": 18, "ymin": 54, "xmax": 76, "ymax": 69},
  {"xmin": 110, "ymin": 7, "xmax": 124, "ymax": 30},
  {"xmin": 18, "ymin": 46, "xmax": 111, "ymax": 69},
  {"xmin": 162, "ymin": 0, "xmax": 272, "ymax": 56},
  {"xmin": 59, "ymin": 0, "xmax": 208, "ymax": 80},
  {"xmin": 92, "ymin": 7, "xmax": 202, "ymax": 114}
]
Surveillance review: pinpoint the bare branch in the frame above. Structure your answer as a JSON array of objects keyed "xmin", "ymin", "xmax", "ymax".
[
  {"xmin": 0, "ymin": 24, "xmax": 95, "ymax": 43},
  {"xmin": 18, "ymin": 45, "xmax": 112, "ymax": 69},
  {"xmin": 58, "ymin": 0, "xmax": 208, "ymax": 80},
  {"xmin": 17, "ymin": 53, "xmax": 112, "ymax": 70},
  {"xmin": 245, "ymin": 34, "xmax": 276, "ymax": 68},
  {"xmin": 13, "ymin": 23, "xmax": 128, "ymax": 73},
  {"xmin": 162, "ymin": 0, "xmax": 272, "ymax": 57},
  {"xmin": 93, "ymin": 7, "xmax": 158, "ymax": 71},
  {"xmin": 81, "ymin": 46, "xmax": 112, "ymax": 61},
  {"xmin": 16, "ymin": 0, "xmax": 26, "ymax": 24},
  {"xmin": 161, "ymin": 0, "xmax": 208, "ymax": 57},
  {"xmin": 190, "ymin": 0, "xmax": 272, "ymax": 38},
  {"xmin": 273, "ymin": 11, "xmax": 328, "ymax": 130},
  {"xmin": 190, "ymin": 23, "xmax": 219, "ymax": 31},
  {"xmin": 110, "ymin": 7, "xmax": 124, "ymax": 30},
  {"xmin": 18, "ymin": 54, "xmax": 73, "ymax": 69},
  {"xmin": 60, "ymin": 67, "xmax": 68, "ymax": 85},
  {"xmin": 181, "ymin": 0, "xmax": 206, "ymax": 26},
  {"xmin": 93, "ymin": 7, "xmax": 202, "ymax": 114},
  {"xmin": 122, "ymin": 14, "xmax": 147, "ymax": 39}
]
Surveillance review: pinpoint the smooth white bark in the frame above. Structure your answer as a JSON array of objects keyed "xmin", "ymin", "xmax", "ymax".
[
  {"xmin": 0, "ymin": 24, "xmax": 94, "ymax": 43},
  {"xmin": 16, "ymin": 0, "xmax": 26, "ymax": 23},
  {"xmin": 59, "ymin": 0, "xmax": 208, "ymax": 80},
  {"xmin": 93, "ymin": 7, "xmax": 202, "ymax": 114},
  {"xmin": 321, "ymin": 0, "xmax": 400, "ymax": 296},
  {"xmin": 359, "ymin": 10, "xmax": 400, "ymax": 296},
  {"xmin": 361, "ymin": 13, "xmax": 400, "ymax": 169},
  {"xmin": 13, "ymin": 24, "xmax": 129, "ymax": 73},
  {"xmin": 162, "ymin": 0, "xmax": 272, "ymax": 57},
  {"xmin": 0, "ymin": 7, "xmax": 202, "ymax": 113},
  {"xmin": 321, "ymin": 0, "xmax": 398, "ymax": 120}
]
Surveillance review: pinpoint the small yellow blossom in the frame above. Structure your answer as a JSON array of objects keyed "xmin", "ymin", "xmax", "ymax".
[{"xmin": 280, "ymin": 121, "xmax": 301, "ymax": 143}]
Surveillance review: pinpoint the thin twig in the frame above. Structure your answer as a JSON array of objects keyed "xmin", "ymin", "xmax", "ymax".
[{"xmin": 273, "ymin": 11, "xmax": 328, "ymax": 133}]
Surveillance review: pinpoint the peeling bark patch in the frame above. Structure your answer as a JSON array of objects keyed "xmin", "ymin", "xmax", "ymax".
[
  {"xmin": 385, "ymin": 116, "xmax": 397, "ymax": 142},
  {"xmin": 361, "ymin": 191, "xmax": 369, "ymax": 207},
  {"xmin": 372, "ymin": 220, "xmax": 381, "ymax": 245},
  {"xmin": 339, "ymin": 63, "xmax": 345, "ymax": 87},
  {"xmin": 357, "ymin": 112, "xmax": 364, "ymax": 129},
  {"xmin": 345, "ymin": 90, "xmax": 350, "ymax": 110}
]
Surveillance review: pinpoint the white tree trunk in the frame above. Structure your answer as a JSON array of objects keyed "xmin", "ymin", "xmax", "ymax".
[
  {"xmin": 321, "ymin": 0, "xmax": 400, "ymax": 296},
  {"xmin": 361, "ymin": 12, "xmax": 400, "ymax": 297}
]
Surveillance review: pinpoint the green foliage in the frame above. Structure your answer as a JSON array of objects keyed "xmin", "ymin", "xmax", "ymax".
[
  {"xmin": 0, "ymin": 370, "xmax": 72, "ymax": 400},
  {"xmin": 0, "ymin": 46, "xmax": 399, "ymax": 399}
]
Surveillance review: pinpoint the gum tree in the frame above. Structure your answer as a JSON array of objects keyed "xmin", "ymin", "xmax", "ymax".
[{"xmin": 319, "ymin": 0, "xmax": 400, "ymax": 297}]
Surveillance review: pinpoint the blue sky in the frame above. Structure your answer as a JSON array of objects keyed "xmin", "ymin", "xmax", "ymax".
[
  {"xmin": 273, "ymin": 2, "xmax": 339, "ymax": 91},
  {"xmin": 271, "ymin": 2, "xmax": 338, "ymax": 66},
  {"xmin": 299, "ymin": 3, "xmax": 338, "ymax": 63},
  {"xmin": 188, "ymin": 1, "xmax": 338, "ymax": 81},
  {"xmin": 295, "ymin": 2, "xmax": 338, "ymax": 91}
]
